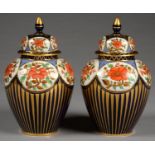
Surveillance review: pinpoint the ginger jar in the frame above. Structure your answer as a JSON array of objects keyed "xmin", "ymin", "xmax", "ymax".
[
  {"xmin": 81, "ymin": 18, "xmax": 152, "ymax": 136},
  {"xmin": 4, "ymin": 17, "xmax": 74, "ymax": 136}
]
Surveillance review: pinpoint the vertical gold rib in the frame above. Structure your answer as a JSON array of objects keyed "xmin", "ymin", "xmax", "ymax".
[
  {"xmin": 11, "ymin": 81, "xmax": 23, "ymax": 128},
  {"xmin": 7, "ymin": 85, "xmax": 20, "ymax": 124},
  {"xmin": 115, "ymin": 94, "xmax": 119, "ymax": 133},
  {"xmin": 100, "ymin": 87, "xmax": 108, "ymax": 132},
  {"xmin": 111, "ymin": 94, "xmax": 114, "ymax": 133},
  {"xmin": 46, "ymin": 88, "xmax": 54, "ymax": 132},
  {"xmin": 30, "ymin": 94, "xmax": 36, "ymax": 132},
  {"xmin": 93, "ymin": 80, "xmax": 103, "ymax": 129},
  {"xmin": 25, "ymin": 91, "xmax": 33, "ymax": 132},
  {"xmin": 85, "ymin": 86, "xmax": 98, "ymax": 125},
  {"xmin": 52, "ymin": 81, "xmax": 62, "ymax": 129},
  {"xmin": 140, "ymin": 87, "xmax": 148, "ymax": 113},
  {"xmin": 90, "ymin": 80, "xmax": 101, "ymax": 127},
  {"xmin": 118, "ymin": 93, "xmax": 124, "ymax": 133},
  {"xmin": 43, "ymin": 91, "xmax": 49, "ymax": 133},
  {"xmin": 50, "ymin": 83, "xmax": 57, "ymax": 129},
  {"xmin": 87, "ymin": 82, "xmax": 98, "ymax": 128},
  {"xmin": 120, "ymin": 92, "xmax": 129, "ymax": 133},
  {"xmin": 106, "ymin": 91, "xmax": 110, "ymax": 133},
  {"xmin": 133, "ymin": 81, "xmax": 144, "ymax": 122},
  {"xmin": 35, "ymin": 94, "xmax": 39, "ymax": 133},
  {"xmin": 128, "ymin": 80, "xmax": 142, "ymax": 129},
  {"xmin": 124, "ymin": 88, "xmax": 134, "ymax": 132},
  {"xmin": 131, "ymin": 82, "xmax": 147, "ymax": 128},
  {"xmin": 21, "ymin": 87, "xmax": 31, "ymax": 132},
  {"xmin": 56, "ymin": 82, "xmax": 65, "ymax": 125},
  {"xmin": 40, "ymin": 93, "xmax": 45, "ymax": 132},
  {"xmin": 17, "ymin": 82, "xmax": 29, "ymax": 131},
  {"xmin": 141, "ymin": 88, "xmax": 149, "ymax": 113},
  {"xmin": 126, "ymin": 81, "xmax": 139, "ymax": 130},
  {"xmin": 7, "ymin": 87, "xmax": 16, "ymax": 117},
  {"xmin": 13, "ymin": 80, "xmax": 26, "ymax": 129}
]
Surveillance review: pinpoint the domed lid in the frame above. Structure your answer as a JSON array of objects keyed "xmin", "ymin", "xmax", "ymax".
[
  {"xmin": 97, "ymin": 17, "xmax": 137, "ymax": 55},
  {"xmin": 18, "ymin": 17, "xmax": 60, "ymax": 55}
]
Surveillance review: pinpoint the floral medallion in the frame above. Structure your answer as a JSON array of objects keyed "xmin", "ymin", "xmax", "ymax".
[
  {"xmin": 21, "ymin": 36, "xmax": 28, "ymax": 51},
  {"xmin": 135, "ymin": 60, "xmax": 152, "ymax": 87},
  {"xmin": 4, "ymin": 58, "xmax": 21, "ymax": 86},
  {"xmin": 50, "ymin": 36, "xmax": 58, "ymax": 50},
  {"xmin": 97, "ymin": 62, "xmax": 138, "ymax": 92},
  {"xmin": 128, "ymin": 36, "xmax": 136, "ymax": 51},
  {"xmin": 98, "ymin": 36, "xmax": 106, "ymax": 51},
  {"xmin": 106, "ymin": 37, "xmax": 128, "ymax": 53},
  {"xmin": 57, "ymin": 59, "xmax": 74, "ymax": 85},
  {"xmin": 29, "ymin": 37, "xmax": 50, "ymax": 52},
  {"xmin": 81, "ymin": 59, "xmax": 99, "ymax": 86},
  {"xmin": 17, "ymin": 61, "xmax": 58, "ymax": 92}
]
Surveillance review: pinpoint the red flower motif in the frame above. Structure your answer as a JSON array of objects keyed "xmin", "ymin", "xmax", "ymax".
[
  {"xmin": 112, "ymin": 40, "xmax": 122, "ymax": 48},
  {"xmin": 28, "ymin": 67, "xmax": 48, "ymax": 79},
  {"xmin": 108, "ymin": 66, "xmax": 128, "ymax": 81},
  {"xmin": 5, "ymin": 63, "xmax": 14, "ymax": 76},
  {"xmin": 65, "ymin": 63, "xmax": 74, "ymax": 77},
  {"xmin": 82, "ymin": 65, "xmax": 95, "ymax": 80},
  {"xmin": 33, "ymin": 39, "xmax": 44, "ymax": 48},
  {"xmin": 140, "ymin": 65, "xmax": 150, "ymax": 75}
]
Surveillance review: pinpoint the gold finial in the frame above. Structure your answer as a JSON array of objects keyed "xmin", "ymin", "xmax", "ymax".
[
  {"xmin": 36, "ymin": 17, "xmax": 43, "ymax": 25},
  {"xmin": 113, "ymin": 17, "xmax": 121, "ymax": 26}
]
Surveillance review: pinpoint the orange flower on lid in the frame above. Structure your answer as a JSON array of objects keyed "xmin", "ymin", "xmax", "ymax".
[
  {"xmin": 112, "ymin": 39, "xmax": 122, "ymax": 48},
  {"xmin": 33, "ymin": 39, "xmax": 44, "ymax": 48}
]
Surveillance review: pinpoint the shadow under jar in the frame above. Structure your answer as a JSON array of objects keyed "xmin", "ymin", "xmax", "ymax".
[
  {"xmin": 81, "ymin": 18, "xmax": 152, "ymax": 136},
  {"xmin": 4, "ymin": 17, "xmax": 74, "ymax": 136}
]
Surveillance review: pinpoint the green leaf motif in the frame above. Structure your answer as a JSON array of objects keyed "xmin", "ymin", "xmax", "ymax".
[
  {"xmin": 108, "ymin": 64, "xmax": 113, "ymax": 68},
  {"xmin": 33, "ymin": 87, "xmax": 37, "ymax": 91},
  {"xmin": 103, "ymin": 75, "xmax": 108, "ymax": 78},
  {"xmin": 42, "ymin": 63, "xmax": 49, "ymax": 68},
  {"xmin": 128, "ymin": 77, "xmax": 135, "ymax": 82},
  {"xmin": 42, "ymin": 83, "xmax": 47, "ymax": 88},
  {"xmin": 20, "ymin": 75, "xmax": 26, "ymax": 83},
  {"xmin": 27, "ymin": 64, "xmax": 32, "ymax": 68},
  {"xmin": 46, "ymin": 77, "xmax": 52, "ymax": 84}
]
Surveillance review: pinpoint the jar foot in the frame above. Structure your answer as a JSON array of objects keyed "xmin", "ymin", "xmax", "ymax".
[
  {"xmin": 22, "ymin": 131, "xmax": 57, "ymax": 137},
  {"xmin": 100, "ymin": 131, "xmax": 135, "ymax": 137}
]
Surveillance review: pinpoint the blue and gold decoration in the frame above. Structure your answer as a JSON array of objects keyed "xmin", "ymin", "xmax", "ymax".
[
  {"xmin": 4, "ymin": 17, "xmax": 74, "ymax": 136},
  {"xmin": 81, "ymin": 17, "xmax": 152, "ymax": 136}
]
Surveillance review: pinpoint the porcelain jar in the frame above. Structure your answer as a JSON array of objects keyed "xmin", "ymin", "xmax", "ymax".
[
  {"xmin": 4, "ymin": 17, "xmax": 74, "ymax": 136},
  {"xmin": 81, "ymin": 18, "xmax": 152, "ymax": 136}
]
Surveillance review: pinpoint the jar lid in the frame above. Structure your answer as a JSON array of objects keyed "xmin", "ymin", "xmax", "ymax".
[
  {"xmin": 97, "ymin": 17, "xmax": 137, "ymax": 56},
  {"xmin": 18, "ymin": 17, "xmax": 60, "ymax": 55}
]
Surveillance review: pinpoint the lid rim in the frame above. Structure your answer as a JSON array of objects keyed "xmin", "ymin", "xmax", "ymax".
[
  {"xmin": 96, "ymin": 50, "xmax": 138, "ymax": 57},
  {"xmin": 18, "ymin": 49, "xmax": 61, "ymax": 55}
]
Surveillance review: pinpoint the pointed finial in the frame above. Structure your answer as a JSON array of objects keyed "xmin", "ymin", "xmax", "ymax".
[
  {"xmin": 114, "ymin": 17, "xmax": 121, "ymax": 26},
  {"xmin": 113, "ymin": 17, "xmax": 121, "ymax": 34},
  {"xmin": 36, "ymin": 17, "xmax": 43, "ymax": 25},
  {"xmin": 35, "ymin": 17, "xmax": 44, "ymax": 33}
]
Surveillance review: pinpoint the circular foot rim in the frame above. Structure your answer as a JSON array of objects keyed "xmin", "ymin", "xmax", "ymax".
[
  {"xmin": 22, "ymin": 131, "xmax": 57, "ymax": 137},
  {"xmin": 100, "ymin": 131, "xmax": 135, "ymax": 137}
]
